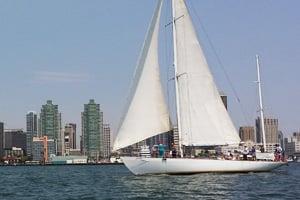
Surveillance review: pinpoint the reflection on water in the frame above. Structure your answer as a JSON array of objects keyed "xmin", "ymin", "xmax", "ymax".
[{"xmin": 0, "ymin": 163, "xmax": 298, "ymax": 200}]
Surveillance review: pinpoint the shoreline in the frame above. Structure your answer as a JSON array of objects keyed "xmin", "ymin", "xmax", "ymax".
[{"xmin": 0, "ymin": 162, "xmax": 124, "ymax": 167}]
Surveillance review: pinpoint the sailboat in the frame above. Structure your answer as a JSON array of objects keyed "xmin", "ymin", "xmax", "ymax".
[{"xmin": 113, "ymin": 0, "xmax": 286, "ymax": 175}]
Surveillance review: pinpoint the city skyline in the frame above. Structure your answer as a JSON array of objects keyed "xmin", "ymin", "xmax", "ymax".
[{"xmin": 0, "ymin": 0, "xmax": 299, "ymax": 138}]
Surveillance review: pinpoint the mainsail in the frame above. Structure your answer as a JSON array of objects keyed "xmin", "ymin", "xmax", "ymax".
[
  {"xmin": 173, "ymin": 0, "xmax": 240, "ymax": 146},
  {"xmin": 113, "ymin": 0, "xmax": 171, "ymax": 150}
]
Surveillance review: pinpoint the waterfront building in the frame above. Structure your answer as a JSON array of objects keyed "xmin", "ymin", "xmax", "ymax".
[
  {"xmin": 120, "ymin": 141, "xmax": 146, "ymax": 157},
  {"xmin": 32, "ymin": 136, "xmax": 55, "ymax": 162},
  {"xmin": 64, "ymin": 123, "xmax": 76, "ymax": 155},
  {"xmin": 102, "ymin": 124, "xmax": 111, "ymax": 159},
  {"xmin": 26, "ymin": 111, "xmax": 38, "ymax": 159},
  {"xmin": 283, "ymin": 132, "xmax": 300, "ymax": 157},
  {"xmin": 146, "ymin": 132, "xmax": 172, "ymax": 150},
  {"xmin": 284, "ymin": 137, "xmax": 295, "ymax": 157},
  {"xmin": 68, "ymin": 149, "xmax": 81, "ymax": 156},
  {"xmin": 3, "ymin": 129, "xmax": 27, "ymax": 155},
  {"xmin": 0, "ymin": 122, "xmax": 4, "ymax": 158},
  {"xmin": 50, "ymin": 155, "xmax": 87, "ymax": 164},
  {"xmin": 39, "ymin": 100, "xmax": 63, "ymax": 155},
  {"xmin": 26, "ymin": 132, "xmax": 33, "ymax": 159},
  {"xmin": 80, "ymin": 135, "xmax": 83, "ymax": 154},
  {"xmin": 256, "ymin": 117, "xmax": 279, "ymax": 144},
  {"xmin": 120, "ymin": 131, "xmax": 173, "ymax": 157},
  {"xmin": 119, "ymin": 128, "xmax": 173, "ymax": 157},
  {"xmin": 3, "ymin": 147, "xmax": 24, "ymax": 164},
  {"xmin": 278, "ymin": 131, "xmax": 284, "ymax": 148},
  {"xmin": 64, "ymin": 134, "xmax": 70, "ymax": 156},
  {"xmin": 256, "ymin": 117, "xmax": 279, "ymax": 152},
  {"xmin": 292, "ymin": 132, "xmax": 300, "ymax": 141},
  {"xmin": 81, "ymin": 99, "xmax": 103, "ymax": 160},
  {"xmin": 239, "ymin": 126, "xmax": 255, "ymax": 143},
  {"xmin": 292, "ymin": 132, "xmax": 300, "ymax": 152},
  {"xmin": 2, "ymin": 129, "xmax": 27, "ymax": 164}
]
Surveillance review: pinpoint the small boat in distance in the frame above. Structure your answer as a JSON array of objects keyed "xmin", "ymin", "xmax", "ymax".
[{"xmin": 113, "ymin": 0, "xmax": 286, "ymax": 175}]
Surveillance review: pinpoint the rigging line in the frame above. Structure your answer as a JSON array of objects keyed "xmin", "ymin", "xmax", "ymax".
[
  {"xmin": 188, "ymin": 0, "xmax": 251, "ymax": 125},
  {"xmin": 188, "ymin": 1, "xmax": 240, "ymax": 103}
]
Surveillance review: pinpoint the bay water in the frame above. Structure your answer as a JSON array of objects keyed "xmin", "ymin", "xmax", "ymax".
[{"xmin": 0, "ymin": 163, "xmax": 299, "ymax": 199}]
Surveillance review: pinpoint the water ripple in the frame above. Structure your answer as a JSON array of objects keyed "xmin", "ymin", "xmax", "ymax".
[{"xmin": 0, "ymin": 163, "xmax": 298, "ymax": 199}]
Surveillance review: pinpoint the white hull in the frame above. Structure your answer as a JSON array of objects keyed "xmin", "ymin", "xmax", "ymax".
[{"xmin": 122, "ymin": 157, "xmax": 286, "ymax": 175}]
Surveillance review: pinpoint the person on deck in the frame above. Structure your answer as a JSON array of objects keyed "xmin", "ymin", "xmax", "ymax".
[
  {"xmin": 151, "ymin": 145, "xmax": 158, "ymax": 158},
  {"xmin": 251, "ymin": 146, "xmax": 256, "ymax": 161},
  {"xmin": 242, "ymin": 147, "xmax": 249, "ymax": 160},
  {"xmin": 260, "ymin": 145, "xmax": 265, "ymax": 153},
  {"xmin": 171, "ymin": 145, "xmax": 177, "ymax": 158},
  {"xmin": 274, "ymin": 144, "xmax": 282, "ymax": 162},
  {"xmin": 158, "ymin": 143, "xmax": 165, "ymax": 158}
]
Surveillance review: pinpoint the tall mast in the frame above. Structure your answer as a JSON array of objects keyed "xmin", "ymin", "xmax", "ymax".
[
  {"xmin": 256, "ymin": 55, "xmax": 267, "ymax": 151},
  {"xmin": 172, "ymin": 0, "xmax": 183, "ymax": 157}
]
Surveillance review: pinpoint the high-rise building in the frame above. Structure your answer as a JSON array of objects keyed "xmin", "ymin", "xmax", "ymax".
[
  {"xmin": 0, "ymin": 122, "xmax": 4, "ymax": 158},
  {"xmin": 26, "ymin": 111, "xmax": 38, "ymax": 134},
  {"xmin": 102, "ymin": 124, "xmax": 111, "ymax": 159},
  {"xmin": 283, "ymin": 132, "xmax": 300, "ymax": 158},
  {"xmin": 292, "ymin": 132, "xmax": 300, "ymax": 152},
  {"xmin": 284, "ymin": 137, "xmax": 295, "ymax": 157},
  {"xmin": 26, "ymin": 111, "xmax": 38, "ymax": 159},
  {"xmin": 81, "ymin": 99, "xmax": 103, "ymax": 160},
  {"xmin": 278, "ymin": 131, "xmax": 284, "ymax": 148},
  {"xmin": 239, "ymin": 126, "xmax": 255, "ymax": 142},
  {"xmin": 80, "ymin": 135, "xmax": 83, "ymax": 154},
  {"xmin": 256, "ymin": 117, "xmax": 279, "ymax": 152},
  {"xmin": 39, "ymin": 100, "xmax": 62, "ymax": 155},
  {"xmin": 292, "ymin": 132, "xmax": 300, "ymax": 141},
  {"xmin": 64, "ymin": 123, "xmax": 76, "ymax": 155},
  {"xmin": 256, "ymin": 117, "xmax": 279, "ymax": 144}
]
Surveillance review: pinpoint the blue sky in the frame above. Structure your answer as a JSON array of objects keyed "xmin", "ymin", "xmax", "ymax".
[{"xmin": 0, "ymin": 0, "xmax": 299, "ymax": 139}]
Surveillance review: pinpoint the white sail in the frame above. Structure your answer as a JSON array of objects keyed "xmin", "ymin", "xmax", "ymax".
[
  {"xmin": 113, "ymin": 0, "xmax": 171, "ymax": 151},
  {"xmin": 173, "ymin": 0, "xmax": 240, "ymax": 146},
  {"xmin": 113, "ymin": 0, "xmax": 285, "ymax": 176}
]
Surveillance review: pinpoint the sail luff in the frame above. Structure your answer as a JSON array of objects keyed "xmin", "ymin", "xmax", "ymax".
[
  {"xmin": 174, "ymin": 0, "xmax": 240, "ymax": 146},
  {"xmin": 113, "ymin": 0, "xmax": 171, "ymax": 151}
]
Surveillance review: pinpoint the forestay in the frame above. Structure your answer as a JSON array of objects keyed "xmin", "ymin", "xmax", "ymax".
[
  {"xmin": 173, "ymin": 0, "xmax": 240, "ymax": 146},
  {"xmin": 113, "ymin": 0, "xmax": 171, "ymax": 151}
]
